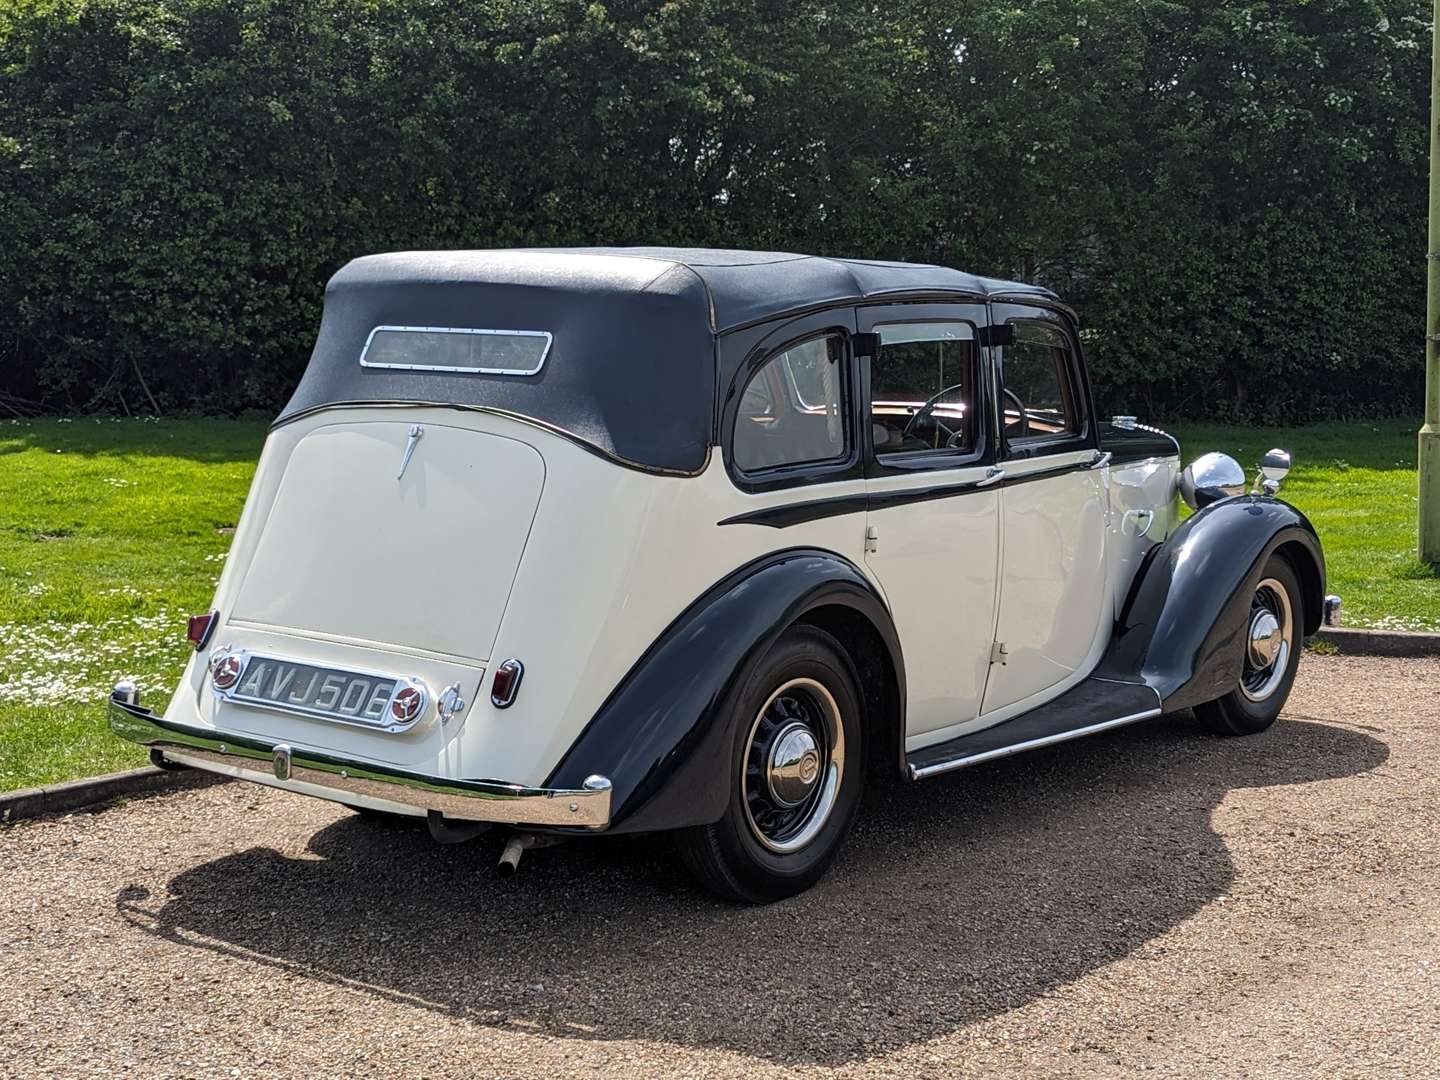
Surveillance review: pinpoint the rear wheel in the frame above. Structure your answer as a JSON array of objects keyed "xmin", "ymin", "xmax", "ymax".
[
  {"xmin": 676, "ymin": 625, "xmax": 865, "ymax": 903},
  {"xmin": 1195, "ymin": 555, "xmax": 1304, "ymax": 735}
]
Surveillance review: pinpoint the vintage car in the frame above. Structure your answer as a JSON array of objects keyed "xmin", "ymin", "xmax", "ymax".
[{"xmin": 109, "ymin": 248, "xmax": 1340, "ymax": 902}]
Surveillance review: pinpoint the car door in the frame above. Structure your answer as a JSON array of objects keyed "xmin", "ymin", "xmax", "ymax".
[
  {"xmin": 858, "ymin": 304, "xmax": 1002, "ymax": 741},
  {"xmin": 979, "ymin": 302, "xmax": 1110, "ymax": 717}
]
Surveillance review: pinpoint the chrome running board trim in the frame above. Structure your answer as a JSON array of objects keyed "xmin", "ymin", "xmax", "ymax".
[{"xmin": 908, "ymin": 708, "xmax": 1162, "ymax": 780}]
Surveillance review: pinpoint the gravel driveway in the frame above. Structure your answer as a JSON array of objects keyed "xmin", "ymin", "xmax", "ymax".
[{"xmin": 3, "ymin": 654, "xmax": 1436, "ymax": 1079}]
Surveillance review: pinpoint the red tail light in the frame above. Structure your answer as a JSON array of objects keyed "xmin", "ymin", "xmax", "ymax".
[
  {"xmin": 490, "ymin": 659, "xmax": 524, "ymax": 708},
  {"xmin": 187, "ymin": 611, "xmax": 218, "ymax": 651}
]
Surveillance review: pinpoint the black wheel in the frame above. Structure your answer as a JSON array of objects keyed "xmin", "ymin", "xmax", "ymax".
[
  {"xmin": 676, "ymin": 625, "xmax": 865, "ymax": 903},
  {"xmin": 1195, "ymin": 554, "xmax": 1304, "ymax": 736}
]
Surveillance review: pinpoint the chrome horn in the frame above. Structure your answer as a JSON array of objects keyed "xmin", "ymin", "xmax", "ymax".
[{"xmin": 1253, "ymin": 447, "xmax": 1291, "ymax": 496}]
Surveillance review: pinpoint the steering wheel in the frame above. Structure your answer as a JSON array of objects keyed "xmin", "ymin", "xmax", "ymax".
[
  {"xmin": 1003, "ymin": 387, "xmax": 1030, "ymax": 439},
  {"xmin": 902, "ymin": 383, "xmax": 968, "ymax": 447}
]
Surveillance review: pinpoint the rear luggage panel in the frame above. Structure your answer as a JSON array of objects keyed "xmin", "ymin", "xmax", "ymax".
[{"xmin": 231, "ymin": 420, "xmax": 543, "ymax": 662}]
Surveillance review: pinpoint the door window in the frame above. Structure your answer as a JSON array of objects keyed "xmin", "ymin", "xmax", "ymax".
[
  {"xmin": 1000, "ymin": 323, "xmax": 1080, "ymax": 445},
  {"xmin": 870, "ymin": 323, "xmax": 978, "ymax": 458},
  {"xmin": 733, "ymin": 334, "xmax": 848, "ymax": 473}
]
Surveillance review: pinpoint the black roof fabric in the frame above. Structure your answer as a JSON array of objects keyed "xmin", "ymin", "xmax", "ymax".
[
  {"xmin": 276, "ymin": 248, "xmax": 1057, "ymax": 473},
  {"xmin": 463, "ymin": 247, "xmax": 1053, "ymax": 332}
]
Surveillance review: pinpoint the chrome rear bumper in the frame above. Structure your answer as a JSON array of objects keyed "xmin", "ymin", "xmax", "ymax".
[{"xmin": 107, "ymin": 689, "xmax": 612, "ymax": 828}]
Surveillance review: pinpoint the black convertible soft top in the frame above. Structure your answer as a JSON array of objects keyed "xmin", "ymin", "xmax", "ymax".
[{"xmin": 277, "ymin": 248, "xmax": 1056, "ymax": 474}]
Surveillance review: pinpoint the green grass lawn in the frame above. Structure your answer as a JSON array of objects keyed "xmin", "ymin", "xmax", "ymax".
[
  {"xmin": 0, "ymin": 418, "xmax": 267, "ymax": 792},
  {"xmin": 1, "ymin": 416, "xmax": 1435, "ymax": 794}
]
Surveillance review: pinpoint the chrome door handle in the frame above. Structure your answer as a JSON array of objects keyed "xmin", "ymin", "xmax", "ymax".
[
  {"xmin": 974, "ymin": 465, "xmax": 1005, "ymax": 488},
  {"xmin": 1122, "ymin": 508, "xmax": 1155, "ymax": 537},
  {"xmin": 1085, "ymin": 450, "xmax": 1113, "ymax": 470}
]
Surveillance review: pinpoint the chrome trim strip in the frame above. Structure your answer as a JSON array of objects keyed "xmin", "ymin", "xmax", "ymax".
[
  {"xmin": 907, "ymin": 708, "xmax": 1162, "ymax": 781},
  {"xmin": 108, "ymin": 696, "xmax": 612, "ymax": 828},
  {"xmin": 359, "ymin": 325, "xmax": 552, "ymax": 376},
  {"xmin": 396, "ymin": 423, "xmax": 423, "ymax": 479}
]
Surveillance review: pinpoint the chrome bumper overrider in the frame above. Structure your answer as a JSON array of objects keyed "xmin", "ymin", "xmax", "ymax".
[
  {"xmin": 1323, "ymin": 594, "xmax": 1343, "ymax": 628},
  {"xmin": 107, "ymin": 691, "xmax": 612, "ymax": 828}
]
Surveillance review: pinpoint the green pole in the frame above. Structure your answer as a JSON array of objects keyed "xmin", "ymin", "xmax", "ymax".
[{"xmin": 1421, "ymin": 0, "xmax": 1440, "ymax": 563}]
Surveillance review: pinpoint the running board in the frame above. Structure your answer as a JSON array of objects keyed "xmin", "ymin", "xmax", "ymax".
[{"xmin": 906, "ymin": 677, "xmax": 1162, "ymax": 781}]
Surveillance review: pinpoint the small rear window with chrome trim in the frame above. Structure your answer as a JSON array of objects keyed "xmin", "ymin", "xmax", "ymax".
[{"xmin": 360, "ymin": 325, "xmax": 552, "ymax": 375}]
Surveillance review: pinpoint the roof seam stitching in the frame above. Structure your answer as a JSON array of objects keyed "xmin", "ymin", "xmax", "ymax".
[
  {"xmin": 636, "ymin": 261, "xmax": 685, "ymax": 293},
  {"xmin": 663, "ymin": 262, "xmax": 718, "ymax": 332},
  {"xmin": 832, "ymin": 257, "xmax": 869, "ymax": 311}
]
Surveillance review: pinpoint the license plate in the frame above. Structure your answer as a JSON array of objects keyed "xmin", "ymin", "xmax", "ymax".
[{"xmin": 214, "ymin": 652, "xmax": 426, "ymax": 732}]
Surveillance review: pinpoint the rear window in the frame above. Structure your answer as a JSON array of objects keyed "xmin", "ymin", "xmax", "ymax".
[
  {"xmin": 733, "ymin": 334, "xmax": 848, "ymax": 473},
  {"xmin": 360, "ymin": 326, "xmax": 552, "ymax": 375}
]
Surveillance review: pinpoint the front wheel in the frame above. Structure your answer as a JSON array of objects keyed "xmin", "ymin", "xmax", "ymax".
[
  {"xmin": 1195, "ymin": 554, "xmax": 1304, "ymax": 736},
  {"xmin": 676, "ymin": 625, "xmax": 865, "ymax": 903}
]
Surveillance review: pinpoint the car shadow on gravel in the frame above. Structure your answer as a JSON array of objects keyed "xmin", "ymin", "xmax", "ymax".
[{"xmin": 115, "ymin": 714, "xmax": 1388, "ymax": 1067}]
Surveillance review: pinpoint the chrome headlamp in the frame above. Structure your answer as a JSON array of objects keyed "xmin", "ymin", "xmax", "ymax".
[
  {"xmin": 1178, "ymin": 452, "xmax": 1247, "ymax": 510},
  {"xmin": 1179, "ymin": 447, "xmax": 1293, "ymax": 510}
]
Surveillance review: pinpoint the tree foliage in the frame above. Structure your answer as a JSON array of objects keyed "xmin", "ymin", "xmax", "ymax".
[{"xmin": 0, "ymin": 0, "xmax": 1429, "ymax": 421}]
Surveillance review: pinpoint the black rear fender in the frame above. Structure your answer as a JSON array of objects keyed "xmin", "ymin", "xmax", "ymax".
[{"xmin": 544, "ymin": 549, "xmax": 905, "ymax": 834}]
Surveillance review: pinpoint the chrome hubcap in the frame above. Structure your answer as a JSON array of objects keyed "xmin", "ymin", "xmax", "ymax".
[
  {"xmin": 1247, "ymin": 609, "xmax": 1282, "ymax": 667},
  {"xmin": 1240, "ymin": 577, "xmax": 1294, "ymax": 702},
  {"xmin": 742, "ymin": 678, "xmax": 845, "ymax": 854},
  {"xmin": 767, "ymin": 722, "xmax": 822, "ymax": 807}
]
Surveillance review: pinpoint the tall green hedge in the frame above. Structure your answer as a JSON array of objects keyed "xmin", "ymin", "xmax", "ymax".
[{"xmin": 0, "ymin": 0, "xmax": 1429, "ymax": 422}]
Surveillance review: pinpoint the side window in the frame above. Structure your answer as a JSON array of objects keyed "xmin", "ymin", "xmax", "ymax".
[
  {"xmin": 870, "ymin": 322, "xmax": 978, "ymax": 457},
  {"xmin": 733, "ymin": 335, "xmax": 847, "ymax": 473},
  {"xmin": 1001, "ymin": 324, "xmax": 1080, "ymax": 443}
]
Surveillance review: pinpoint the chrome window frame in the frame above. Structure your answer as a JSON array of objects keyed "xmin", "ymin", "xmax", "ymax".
[
  {"xmin": 869, "ymin": 317, "xmax": 983, "ymax": 466},
  {"xmin": 359, "ymin": 325, "xmax": 553, "ymax": 376},
  {"xmin": 997, "ymin": 315, "xmax": 1088, "ymax": 457}
]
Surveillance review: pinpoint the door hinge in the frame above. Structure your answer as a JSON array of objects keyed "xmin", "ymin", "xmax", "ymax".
[
  {"xmin": 990, "ymin": 641, "xmax": 1009, "ymax": 665},
  {"xmin": 864, "ymin": 525, "xmax": 879, "ymax": 554}
]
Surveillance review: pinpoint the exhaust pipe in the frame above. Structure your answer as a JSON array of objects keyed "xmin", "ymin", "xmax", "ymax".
[
  {"xmin": 498, "ymin": 835, "xmax": 527, "ymax": 876},
  {"xmin": 497, "ymin": 832, "xmax": 565, "ymax": 876}
]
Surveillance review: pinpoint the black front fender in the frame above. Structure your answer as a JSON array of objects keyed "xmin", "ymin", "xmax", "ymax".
[
  {"xmin": 1098, "ymin": 496, "xmax": 1325, "ymax": 712},
  {"xmin": 544, "ymin": 549, "xmax": 904, "ymax": 834}
]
